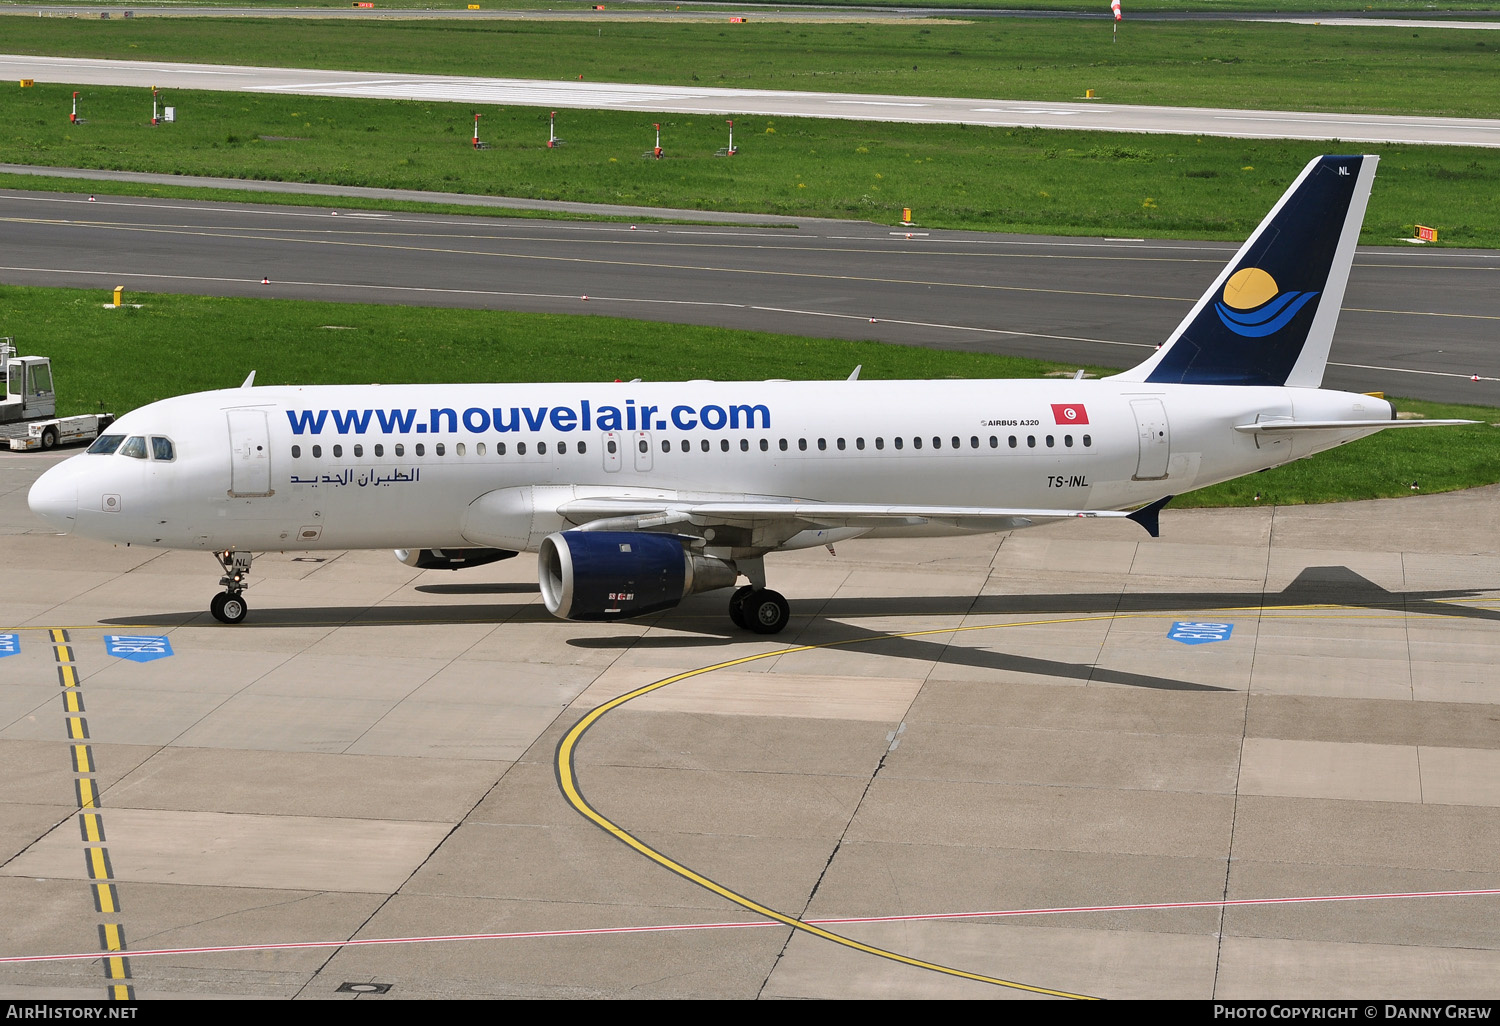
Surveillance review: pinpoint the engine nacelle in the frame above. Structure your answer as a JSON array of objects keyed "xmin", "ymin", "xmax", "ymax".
[
  {"xmin": 394, "ymin": 547, "xmax": 518, "ymax": 571},
  {"xmin": 538, "ymin": 531, "xmax": 739, "ymax": 621}
]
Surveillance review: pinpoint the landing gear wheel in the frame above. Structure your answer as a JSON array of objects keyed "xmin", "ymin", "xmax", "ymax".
[
  {"xmin": 210, "ymin": 592, "xmax": 248, "ymax": 624},
  {"xmin": 727, "ymin": 585, "xmax": 755, "ymax": 629},
  {"xmin": 742, "ymin": 589, "xmax": 790, "ymax": 635}
]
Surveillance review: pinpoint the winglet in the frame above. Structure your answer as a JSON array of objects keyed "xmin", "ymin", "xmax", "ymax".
[
  {"xmin": 240, "ymin": 370, "xmax": 256, "ymax": 389},
  {"xmin": 1127, "ymin": 495, "xmax": 1172, "ymax": 539}
]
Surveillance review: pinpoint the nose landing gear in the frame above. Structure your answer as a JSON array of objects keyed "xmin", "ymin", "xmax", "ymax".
[{"xmin": 210, "ymin": 550, "xmax": 253, "ymax": 624}]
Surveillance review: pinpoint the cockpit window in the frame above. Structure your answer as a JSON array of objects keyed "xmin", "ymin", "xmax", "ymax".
[
  {"xmin": 120, "ymin": 436, "xmax": 148, "ymax": 459},
  {"xmin": 88, "ymin": 434, "xmax": 125, "ymax": 455},
  {"xmin": 151, "ymin": 436, "xmax": 175, "ymax": 461}
]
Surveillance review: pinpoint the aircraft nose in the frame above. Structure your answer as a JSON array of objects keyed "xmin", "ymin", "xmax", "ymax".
[{"xmin": 28, "ymin": 463, "xmax": 78, "ymax": 534}]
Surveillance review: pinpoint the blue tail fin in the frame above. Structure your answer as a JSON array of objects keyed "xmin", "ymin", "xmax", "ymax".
[{"xmin": 1116, "ymin": 155, "xmax": 1376, "ymax": 388}]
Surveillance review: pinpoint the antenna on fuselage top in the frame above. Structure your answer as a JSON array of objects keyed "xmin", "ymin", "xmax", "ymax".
[
  {"xmin": 240, "ymin": 371, "xmax": 256, "ymax": 388},
  {"xmin": 847, "ymin": 365, "xmax": 862, "ymax": 381}
]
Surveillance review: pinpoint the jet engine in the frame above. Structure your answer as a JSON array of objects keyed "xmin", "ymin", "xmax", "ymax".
[
  {"xmin": 394, "ymin": 547, "xmax": 518, "ymax": 571},
  {"xmin": 538, "ymin": 531, "xmax": 738, "ymax": 621}
]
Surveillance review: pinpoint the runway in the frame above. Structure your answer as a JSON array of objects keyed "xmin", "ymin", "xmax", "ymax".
[
  {"xmin": 1, "ymin": 188, "xmax": 1495, "ymax": 405},
  {"xmin": 5, "ymin": 54, "xmax": 1500, "ymax": 148},
  {"xmin": 1, "ymin": 451, "xmax": 1498, "ymax": 999}
]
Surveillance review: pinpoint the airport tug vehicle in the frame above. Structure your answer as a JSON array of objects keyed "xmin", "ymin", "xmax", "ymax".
[{"xmin": 0, "ymin": 339, "xmax": 114, "ymax": 452}]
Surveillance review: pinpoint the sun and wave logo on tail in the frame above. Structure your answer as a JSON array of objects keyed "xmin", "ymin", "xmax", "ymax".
[{"xmin": 1214, "ymin": 268, "xmax": 1318, "ymax": 338}]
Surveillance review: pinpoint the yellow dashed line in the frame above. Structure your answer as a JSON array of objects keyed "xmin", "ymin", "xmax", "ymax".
[
  {"xmin": 34, "ymin": 628, "xmax": 133, "ymax": 1000},
  {"xmin": 92, "ymin": 884, "xmax": 120, "ymax": 916},
  {"xmin": 85, "ymin": 846, "xmax": 112, "ymax": 882},
  {"xmin": 100, "ymin": 924, "xmax": 125, "ymax": 953},
  {"xmin": 80, "ymin": 813, "xmax": 105, "ymax": 844},
  {"xmin": 75, "ymin": 779, "xmax": 100, "ymax": 811}
]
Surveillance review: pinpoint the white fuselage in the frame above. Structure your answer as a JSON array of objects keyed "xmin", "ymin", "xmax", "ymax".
[{"xmin": 32, "ymin": 378, "xmax": 1391, "ymax": 553}]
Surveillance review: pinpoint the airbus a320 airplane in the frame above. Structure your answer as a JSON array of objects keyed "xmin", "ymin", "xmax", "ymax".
[{"xmin": 28, "ymin": 154, "xmax": 1468, "ymax": 632}]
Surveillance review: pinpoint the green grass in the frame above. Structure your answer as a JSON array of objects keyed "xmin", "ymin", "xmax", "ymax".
[
  {"xmin": 7, "ymin": 84, "xmax": 1500, "ymax": 243},
  {"xmin": 4, "ymin": 283, "xmax": 1495, "ymax": 507},
  {"xmin": 4, "ymin": 15, "xmax": 1499, "ymax": 118},
  {"xmin": 5, "ymin": 1, "xmax": 1497, "ymax": 15}
]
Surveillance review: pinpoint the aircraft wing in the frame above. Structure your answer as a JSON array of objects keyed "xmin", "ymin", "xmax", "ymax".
[{"xmin": 557, "ymin": 496, "xmax": 1166, "ymax": 538}]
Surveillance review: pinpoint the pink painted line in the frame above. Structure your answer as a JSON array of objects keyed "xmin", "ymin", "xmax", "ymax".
[{"xmin": 4, "ymin": 887, "xmax": 1497, "ymax": 965}]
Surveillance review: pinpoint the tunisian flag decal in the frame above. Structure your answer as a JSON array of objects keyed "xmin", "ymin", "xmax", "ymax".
[{"xmin": 1051, "ymin": 403, "xmax": 1089, "ymax": 425}]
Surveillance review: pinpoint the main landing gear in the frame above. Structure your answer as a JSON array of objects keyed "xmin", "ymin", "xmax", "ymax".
[
  {"xmin": 210, "ymin": 550, "xmax": 253, "ymax": 624},
  {"xmin": 727, "ymin": 585, "xmax": 790, "ymax": 635}
]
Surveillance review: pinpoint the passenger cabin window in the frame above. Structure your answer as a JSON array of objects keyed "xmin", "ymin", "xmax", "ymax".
[
  {"xmin": 312, "ymin": 445, "xmax": 322, "ymax": 459},
  {"xmin": 354, "ymin": 444, "xmax": 364, "ymax": 458},
  {"xmin": 291, "ymin": 445, "xmax": 302, "ymax": 459},
  {"xmin": 120, "ymin": 436, "xmax": 147, "ymax": 460},
  {"xmin": 333, "ymin": 444, "xmax": 343, "ymax": 458},
  {"xmin": 374, "ymin": 444, "xmax": 384, "ymax": 457},
  {"xmin": 88, "ymin": 435, "xmax": 124, "ymax": 455}
]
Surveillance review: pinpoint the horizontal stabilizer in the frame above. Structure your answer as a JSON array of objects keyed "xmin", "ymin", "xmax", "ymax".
[{"xmin": 1233, "ymin": 419, "xmax": 1476, "ymax": 433}]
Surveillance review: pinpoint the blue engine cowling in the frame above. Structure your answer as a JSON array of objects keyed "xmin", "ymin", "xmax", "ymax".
[{"xmin": 538, "ymin": 531, "xmax": 738, "ymax": 621}]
